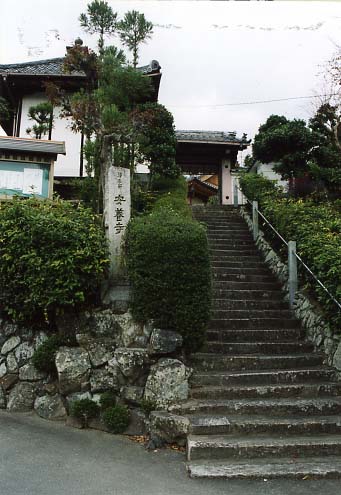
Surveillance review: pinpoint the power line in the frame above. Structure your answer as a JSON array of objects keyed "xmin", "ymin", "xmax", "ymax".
[{"xmin": 167, "ymin": 93, "xmax": 338, "ymax": 109}]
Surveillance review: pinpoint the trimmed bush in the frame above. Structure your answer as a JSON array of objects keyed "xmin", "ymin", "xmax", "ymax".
[
  {"xmin": 126, "ymin": 208, "xmax": 211, "ymax": 352},
  {"xmin": 32, "ymin": 335, "xmax": 64, "ymax": 374},
  {"xmin": 0, "ymin": 198, "xmax": 108, "ymax": 323},
  {"xmin": 152, "ymin": 176, "xmax": 191, "ymax": 218},
  {"xmin": 239, "ymin": 173, "xmax": 280, "ymax": 202},
  {"xmin": 70, "ymin": 398, "xmax": 99, "ymax": 427},
  {"xmin": 102, "ymin": 404, "xmax": 130, "ymax": 433}
]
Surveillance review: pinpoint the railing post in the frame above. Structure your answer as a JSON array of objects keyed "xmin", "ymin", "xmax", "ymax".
[
  {"xmin": 288, "ymin": 240, "xmax": 298, "ymax": 309},
  {"xmin": 233, "ymin": 182, "xmax": 238, "ymax": 207},
  {"xmin": 252, "ymin": 201, "xmax": 258, "ymax": 241}
]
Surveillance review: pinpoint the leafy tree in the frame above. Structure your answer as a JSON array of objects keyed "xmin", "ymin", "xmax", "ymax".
[
  {"xmin": 79, "ymin": 0, "xmax": 117, "ymax": 56},
  {"xmin": 117, "ymin": 10, "xmax": 153, "ymax": 68},
  {"xmin": 26, "ymin": 102, "xmax": 54, "ymax": 139},
  {"xmin": 133, "ymin": 102, "xmax": 179, "ymax": 181},
  {"xmin": 0, "ymin": 97, "xmax": 11, "ymax": 121},
  {"xmin": 253, "ymin": 115, "xmax": 317, "ymax": 179}
]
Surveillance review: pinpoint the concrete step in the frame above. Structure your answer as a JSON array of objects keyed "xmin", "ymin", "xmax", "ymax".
[
  {"xmin": 189, "ymin": 382, "xmax": 341, "ymax": 401},
  {"xmin": 203, "ymin": 221, "xmax": 248, "ymax": 226},
  {"xmin": 212, "ymin": 289, "xmax": 285, "ymax": 300},
  {"xmin": 207, "ymin": 236, "xmax": 254, "ymax": 245},
  {"xmin": 212, "ymin": 273, "xmax": 274, "ymax": 282},
  {"xmin": 188, "ymin": 414, "xmax": 341, "ymax": 436},
  {"xmin": 210, "ymin": 247, "xmax": 259, "ymax": 255},
  {"xmin": 190, "ymin": 353, "xmax": 324, "ymax": 372},
  {"xmin": 187, "ymin": 434, "xmax": 341, "ymax": 461},
  {"xmin": 209, "ymin": 317, "xmax": 300, "ymax": 329},
  {"xmin": 211, "ymin": 309, "xmax": 294, "ymax": 319},
  {"xmin": 212, "ymin": 281, "xmax": 281, "ymax": 290},
  {"xmin": 171, "ymin": 398, "xmax": 341, "ymax": 417},
  {"xmin": 206, "ymin": 328, "xmax": 304, "ymax": 342},
  {"xmin": 209, "ymin": 250, "xmax": 261, "ymax": 260},
  {"xmin": 212, "ymin": 266, "xmax": 271, "ymax": 275},
  {"xmin": 187, "ymin": 457, "xmax": 341, "ymax": 479},
  {"xmin": 212, "ymin": 299, "xmax": 288, "ymax": 310},
  {"xmin": 190, "ymin": 368, "xmax": 335, "ymax": 387},
  {"xmin": 211, "ymin": 260, "xmax": 267, "ymax": 268},
  {"xmin": 203, "ymin": 341, "xmax": 313, "ymax": 354}
]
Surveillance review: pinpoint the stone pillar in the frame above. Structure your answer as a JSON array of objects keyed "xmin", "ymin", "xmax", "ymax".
[
  {"xmin": 221, "ymin": 158, "xmax": 232, "ymax": 205},
  {"xmin": 106, "ymin": 166, "xmax": 130, "ymax": 278}
]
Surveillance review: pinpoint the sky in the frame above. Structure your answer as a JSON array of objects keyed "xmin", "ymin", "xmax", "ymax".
[{"xmin": 1, "ymin": 0, "xmax": 341, "ymax": 149}]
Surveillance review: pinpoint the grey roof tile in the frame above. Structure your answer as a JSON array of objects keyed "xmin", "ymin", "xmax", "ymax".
[
  {"xmin": 0, "ymin": 57, "xmax": 160, "ymax": 77},
  {"xmin": 176, "ymin": 130, "xmax": 247, "ymax": 144}
]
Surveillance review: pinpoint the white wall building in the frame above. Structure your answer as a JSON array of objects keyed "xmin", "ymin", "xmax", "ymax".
[{"xmin": 0, "ymin": 56, "xmax": 162, "ymax": 177}]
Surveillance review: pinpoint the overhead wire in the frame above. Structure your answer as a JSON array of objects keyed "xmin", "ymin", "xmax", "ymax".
[{"xmin": 167, "ymin": 93, "xmax": 338, "ymax": 109}]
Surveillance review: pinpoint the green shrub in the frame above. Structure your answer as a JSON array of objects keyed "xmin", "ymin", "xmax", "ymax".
[
  {"xmin": 32, "ymin": 335, "xmax": 64, "ymax": 374},
  {"xmin": 70, "ymin": 398, "xmax": 100, "ymax": 427},
  {"xmin": 239, "ymin": 175, "xmax": 341, "ymax": 329},
  {"xmin": 153, "ymin": 176, "xmax": 191, "ymax": 218},
  {"xmin": 140, "ymin": 398, "xmax": 157, "ymax": 416},
  {"xmin": 126, "ymin": 208, "xmax": 211, "ymax": 352},
  {"xmin": 102, "ymin": 404, "xmax": 130, "ymax": 433},
  {"xmin": 239, "ymin": 173, "xmax": 280, "ymax": 203},
  {"xmin": 100, "ymin": 391, "xmax": 117, "ymax": 410},
  {"xmin": 0, "ymin": 198, "xmax": 108, "ymax": 322}
]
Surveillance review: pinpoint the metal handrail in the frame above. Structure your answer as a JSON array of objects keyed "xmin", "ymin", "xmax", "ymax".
[{"xmin": 237, "ymin": 184, "xmax": 341, "ymax": 312}]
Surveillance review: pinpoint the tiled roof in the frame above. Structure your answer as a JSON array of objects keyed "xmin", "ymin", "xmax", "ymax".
[
  {"xmin": 176, "ymin": 130, "xmax": 248, "ymax": 144},
  {"xmin": 0, "ymin": 136, "xmax": 66, "ymax": 155},
  {"xmin": 0, "ymin": 57, "xmax": 160, "ymax": 77}
]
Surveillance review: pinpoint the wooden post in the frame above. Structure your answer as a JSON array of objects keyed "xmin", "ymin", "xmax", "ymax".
[
  {"xmin": 288, "ymin": 240, "xmax": 298, "ymax": 309},
  {"xmin": 233, "ymin": 182, "xmax": 238, "ymax": 207},
  {"xmin": 252, "ymin": 201, "xmax": 258, "ymax": 241}
]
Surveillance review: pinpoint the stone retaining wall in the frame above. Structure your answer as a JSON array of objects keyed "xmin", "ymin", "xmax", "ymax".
[
  {"xmin": 0, "ymin": 310, "xmax": 192, "ymax": 435},
  {"xmin": 240, "ymin": 208, "xmax": 341, "ymax": 377}
]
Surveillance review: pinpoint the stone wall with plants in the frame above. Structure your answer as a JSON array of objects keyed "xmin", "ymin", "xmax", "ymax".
[
  {"xmin": 0, "ymin": 309, "xmax": 192, "ymax": 436},
  {"xmin": 240, "ymin": 207, "xmax": 341, "ymax": 377}
]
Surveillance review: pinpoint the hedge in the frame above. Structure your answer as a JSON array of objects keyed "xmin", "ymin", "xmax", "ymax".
[
  {"xmin": 239, "ymin": 174, "xmax": 341, "ymax": 328},
  {"xmin": 125, "ymin": 177, "xmax": 211, "ymax": 352},
  {"xmin": 0, "ymin": 198, "xmax": 108, "ymax": 323}
]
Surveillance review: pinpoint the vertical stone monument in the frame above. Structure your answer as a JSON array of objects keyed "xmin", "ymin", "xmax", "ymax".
[{"xmin": 106, "ymin": 166, "xmax": 130, "ymax": 277}]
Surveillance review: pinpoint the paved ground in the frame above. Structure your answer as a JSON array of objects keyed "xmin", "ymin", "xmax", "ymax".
[{"xmin": 1, "ymin": 411, "xmax": 341, "ymax": 495}]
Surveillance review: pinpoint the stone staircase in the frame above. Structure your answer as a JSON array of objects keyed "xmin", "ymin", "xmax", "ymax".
[{"xmin": 171, "ymin": 205, "xmax": 341, "ymax": 479}]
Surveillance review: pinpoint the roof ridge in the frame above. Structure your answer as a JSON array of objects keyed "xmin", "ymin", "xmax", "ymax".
[{"xmin": 0, "ymin": 57, "xmax": 65, "ymax": 69}]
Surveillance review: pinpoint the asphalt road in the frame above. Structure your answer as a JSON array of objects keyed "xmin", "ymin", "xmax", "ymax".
[{"xmin": 0, "ymin": 411, "xmax": 341, "ymax": 495}]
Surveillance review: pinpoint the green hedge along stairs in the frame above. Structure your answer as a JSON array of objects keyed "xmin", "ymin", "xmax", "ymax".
[{"xmin": 171, "ymin": 205, "xmax": 341, "ymax": 480}]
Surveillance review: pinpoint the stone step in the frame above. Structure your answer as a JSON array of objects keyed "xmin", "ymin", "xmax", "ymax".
[
  {"xmin": 211, "ymin": 309, "xmax": 293, "ymax": 319},
  {"xmin": 187, "ymin": 434, "xmax": 341, "ymax": 461},
  {"xmin": 209, "ymin": 317, "xmax": 300, "ymax": 329},
  {"xmin": 199, "ymin": 222, "xmax": 246, "ymax": 227},
  {"xmin": 212, "ymin": 273, "xmax": 274, "ymax": 283},
  {"xmin": 202, "ymin": 341, "xmax": 313, "ymax": 354},
  {"xmin": 212, "ymin": 281, "xmax": 281, "ymax": 290},
  {"xmin": 188, "ymin": 414, "xmax": 341, "ymax": 436},
  {"xmin": 189, "ymin": 382, "xmax": 341, "ymax": 401},
  {"xmin": 211, "ymin": 262, "xmax": 268, "ymax": 271},
  {"xmin": 209, "ymin": 249, "xmax": 260, "ymax": 257},
  {"xmin": 212, "ymin": 299, "xmax": 288, "ymax": 310},
  {"xmin": 207, "ymin": 236, "xmax": 254, "ymax": 245},
  {"xmin": 210, "ymin": 247, "xmax": 259, "ymax": 255},
  {"xmin": 171, "ymin": 398, "xmax": 341, "ymax": 417},
  {"xmin": 190, "ymin": 368, "xmax": 335, "ymax": 387},
  {"xmin": 206, "ymin": 328, "xmax": 304, "ymax": 342},
  {"xmin": 212, "ymin": 266, "xmax": 270, "ymax": 275},
  {"xmin": 187, "ymin": 457, "xmax": 341, "ymax": 479},
  {"xmin": 190, "ymin": 353, "xmax": 324, "ymax": 372},
  {"xmin": 212, "ymin": 289, "xmax": 284, "ymax": 300}
]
